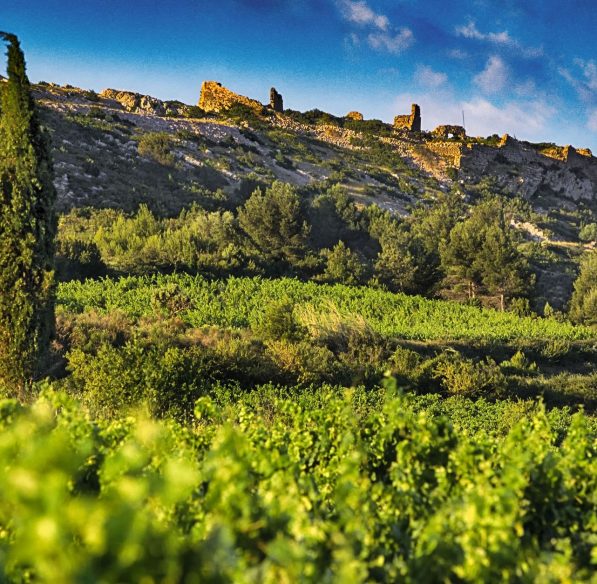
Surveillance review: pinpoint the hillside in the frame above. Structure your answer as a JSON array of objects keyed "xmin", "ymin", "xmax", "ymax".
[
  {"xmin": 34, "ymin": 80, "xmax": 596, "ymax": 310},
  {"xmin": 36, "ymin": 80, "xmax": 597, "ymax": 217}
]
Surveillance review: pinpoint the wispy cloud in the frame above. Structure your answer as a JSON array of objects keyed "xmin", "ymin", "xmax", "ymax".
[
  {"xmin": 588, "ymin": 109, "xmax": 597, "ymax": 132},
  {"xmin": 338, "ymin": 0, "xmax": 414, "ymax": 54},
  {"xmin": 339, "ymin": 0, "xmax": 388, "ymax": 30},
  {"xmin": 559, "ymin": 59, "xmax": 597, "ymax": 103},
  {"xmin": 474, "ymin": 55, "xmax": 508, "ymax": 94},
  {"xmin": 368, "ymin": 29, "xmax": 414, "ymax": 54},
  {"xmin": 456, "ymin": 21, "xmax": 543, "ymax": 58},
  {"xmin": 416, "ymin": 64, "xmax": 447, "ymax": 88}
]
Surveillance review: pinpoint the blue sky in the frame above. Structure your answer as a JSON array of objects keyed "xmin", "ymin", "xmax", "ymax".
[{"xmin": 2, "ymin": 0, "xmax": 597, "ymax": 150}]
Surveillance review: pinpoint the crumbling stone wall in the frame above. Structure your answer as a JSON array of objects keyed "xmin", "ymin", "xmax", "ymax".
[
  {"xmin": 394, "ymin": 104, "xmax": 421, "ymax": 132},
  {"xmin": 346, "ymin": 111, "xmax": 364, "ymax": 121},
  {"xmin": 269, "ymin": 87, "xmax": 283, "ymax": 112},
  {"xmin": 432, "ymin": 125, "xmax": 466, "ymax": 140},
  {"xmin": 425, "ymin": 141, "xmax": 464, "ymax": 166},
  {"xmin": 198, "ymin": 81, "xmax": 264, "ymax": 114}
]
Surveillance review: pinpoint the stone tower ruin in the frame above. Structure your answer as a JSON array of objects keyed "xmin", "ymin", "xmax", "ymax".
[
  {"xmin": 394, "ymin": 104, "xmax": 421, "ymax": 132},
  {"xmin": 269, "ymin": 87, "xmax": 283, "ymax": 112}
]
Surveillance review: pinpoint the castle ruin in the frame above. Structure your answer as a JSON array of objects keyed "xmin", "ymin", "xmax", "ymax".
[{"xmin": 394, "ymin": 104, "xmax": 421, "ymax": 132}]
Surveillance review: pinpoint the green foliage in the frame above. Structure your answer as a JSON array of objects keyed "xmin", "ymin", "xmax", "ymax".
[
  {"xmin": 432, "ymin": 351, "xmax": 506, "ymax": 396},
  {"xmin": 578, "ymin": 222, "xmax": 597, "ymax": 243},
  {"xmin": 322, "ymin": 241, "xmax": 365, "ymax": 285},
  {"xmin": 0, "ymin": 33, "xmax": 57, "ymax": 397},
  {"xmin": 57, "ymin": 273, "xmax": 593, "ymax": 342},
  {"xmin": 137, "ymin": 132, "xmax": 177, "ymax": 166},
  {"xmin": 442, "ymin": 197, "xmax": 532, "ymax": 305},
  {"xmin": 0, "ymin": 386, "xmax": 594, "ymax": 582},
  {"xmin": 569, "ymin": 251, "xmax": 597, "ymax": 326},
  {"xmin": 238, "ymin": 181, "xmax": 310, "ymax": 267}
]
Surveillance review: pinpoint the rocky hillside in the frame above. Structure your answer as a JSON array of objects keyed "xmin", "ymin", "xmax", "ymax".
[{"xmin": 35, "ymin": 80, "xmax": 597, "ymax": 224}]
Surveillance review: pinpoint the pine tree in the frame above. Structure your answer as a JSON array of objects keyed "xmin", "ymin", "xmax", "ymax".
[
  {"xmin": 477, "ymin": 222, "xmax": 531, "ymax": 311},
  {"xmin": 0, "ymin": 33, "xmax": 57, "ymax": 399},
  {"xmin": 238, "ymin": 181, "xmax": 309, "ymax": 266},
  {"xmin": 569, "ymin": 251, "xmax": 597, "ymax": 325}
]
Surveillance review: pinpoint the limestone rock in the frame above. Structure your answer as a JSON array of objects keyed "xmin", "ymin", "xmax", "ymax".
[
  {"xmin": 100, "ymin": 89, "xmax": 167, "ymax": 116},
  {"xmin": 198, "ymin": 81, "xmax": 264, "ymax": 114},
  {"xmin": 346, "ymin": 111, "xmax": 364, "ymax": 121}
]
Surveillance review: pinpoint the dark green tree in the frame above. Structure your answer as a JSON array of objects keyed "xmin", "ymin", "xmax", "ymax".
[
  {"xmin": 0, "ymin": 33, "xmax": 57, "ymax": 398},
  {"xmin": 238, "ymin": 181, "xmax": 309, "ymax": 267},
  {"xmin": 569, "ymin": 251, "xmax": 597, "ymax": 326},
  {"xmin": 442, "ymin": 198, "xmax": 531, "ymax": 307},
  {"xmin": 373, "ymin": 227, "xmax": 418, "ymax": 293},
  {"xmin": 478, "ymin": 223, "xmax": 532, "ymax": 311},
  {"xmin": 322, "ymin": 241, "xmax": 365, "ymax": 285}
]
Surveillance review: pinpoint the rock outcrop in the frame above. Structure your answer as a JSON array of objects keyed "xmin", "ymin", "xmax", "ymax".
[
  {"xmin": 394, "ymin": 104, "xmax": 421, "ymax": 132},
  {"xmin": 269, "ymin": 87, "xmax": 283, "ymax": 112},
  {"xmin": 346, "ymin": 111, "xmax": 364, "ymax": 121},
  {"xmin": 100, "ymin": 89, "xmax": 168, "ymax": 116},
  {"xmin": 199, "ymin": 81, "xmax": 264, "ymax": 114}
]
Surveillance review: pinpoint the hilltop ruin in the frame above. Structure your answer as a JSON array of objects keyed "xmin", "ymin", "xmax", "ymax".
[
  {"xmin": 199, "ymin": 81, "xmax": 284, "ymax": 114},
  {"xmin": 394, "ymin": 104, "xmax": 421, "ymax": 132}
]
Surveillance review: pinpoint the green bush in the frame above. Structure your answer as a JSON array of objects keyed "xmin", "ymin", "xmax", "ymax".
[
  {"xmin": 137, "ymin": 132, "xmax": 177, "ymax": 166},
  {"xmin": 432, "ymin": 351, "xmax": 506, "ymax": 396}
]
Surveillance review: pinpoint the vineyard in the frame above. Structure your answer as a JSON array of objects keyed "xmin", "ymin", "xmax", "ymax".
[
  {"xmin": 57, "ymin": 274, "xmax": 594, "ymax": 342},
  {"xmin": 0, "ymin": 383, "xmax": 595, "ymax": 582}
]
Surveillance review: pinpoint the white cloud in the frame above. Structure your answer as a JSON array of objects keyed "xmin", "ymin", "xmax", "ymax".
[
  {"xmin": 338, "ymin": 0, "xmax": 414, "ymax": 54},
  {"xmin": 368, "ymin": 29, "xmax": 414, "ymax": 54},
  {"xmin": 559, "ymin": 59, "xmax": 597, "ymax": 102},
  {"xmin": 448, "ymin": 49, "xmax": 468, "ymax": 60},
  {"xmin": 574, "ymin": 59, "xmax": 597, "ymax": 91},
  {"xmin": 588, "ymin": 109, "xmax": 597, "ymax": 132},
  {"xmin": 416, "ymin": 65, "xmax": 448, "ymax": 88},
  {"xmin": 455, "ymin": 21, "xmax": 543, "ymax": 58},
  {"xmin": 339, "ymin": 0, "xmax": 389, "ymax": 30},
  {"xmin": 456, "ymin": 21, "xmax": 511, "ymax": 44},
  {"xmin": 474, "ymin": 55, "xmax": 508, "ymax": 94}
]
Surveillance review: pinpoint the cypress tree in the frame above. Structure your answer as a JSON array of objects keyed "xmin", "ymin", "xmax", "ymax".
[{"xmin": 0, "ymin": 33, "xmax": 56, "ymax": 399}]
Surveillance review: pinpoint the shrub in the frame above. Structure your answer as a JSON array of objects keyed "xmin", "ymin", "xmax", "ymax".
[
  {"xmin": 432, "ymin": 351, "xmax": 506, "ymax": 396},
  {"xmin": 265, "ymin": 339, "xmax": 346, "ymax": 385},
  {"xmin": 252, "ymin": 299, "xmax": 302, "ymax": 341},
  {"xmin": 541, "ymin": 339, "xmax": 571, "ymax": 361},
  {"xmin": 137, "ymin": 132, "xmax": 177, "ymax": 167}
]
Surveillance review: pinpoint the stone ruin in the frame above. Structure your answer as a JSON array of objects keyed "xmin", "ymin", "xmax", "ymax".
[
  {"xmin": 393, "ymin": 104, "xmax": 421, "ymax": 132},
  {"xmin": 199, "ymin": 81, "xmax": 265, "ymax": 114},
  {"xmin": 345, "ymin": 111, "xmax": 364, "ymax": 121},
  {"xmin": 199, "ymin": 81, "xmax": 284, "ymax": 115},
  {"xmin": 432, "ymin": 125, "xmax": 466, "ymax": 140},
  {"xmin": 269, "ymin": 87, "xmax": 283, "ymax": 112}
]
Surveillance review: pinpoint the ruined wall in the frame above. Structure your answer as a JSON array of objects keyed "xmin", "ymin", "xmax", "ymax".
[
  {"xmin": 394, "ymin": 104, "xmax": 421, "ymax": 132},
  {"xmin": 198, "ymin": 81, "xmax": 264, "ymax": 114},
  {"xmin": 269, "ymin": 87, "xmax": 283, "ymax": 112},
  {"xmin": 425, "ymin": 141, "xmax": 464, "ymax": 166},
  {"xmin": 345, "ymin": 111, "xmax": 364, "ymax": 121},
  {"xmin": 432, "ymin": 125, "xmax": 466, "ymax": 139}
]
